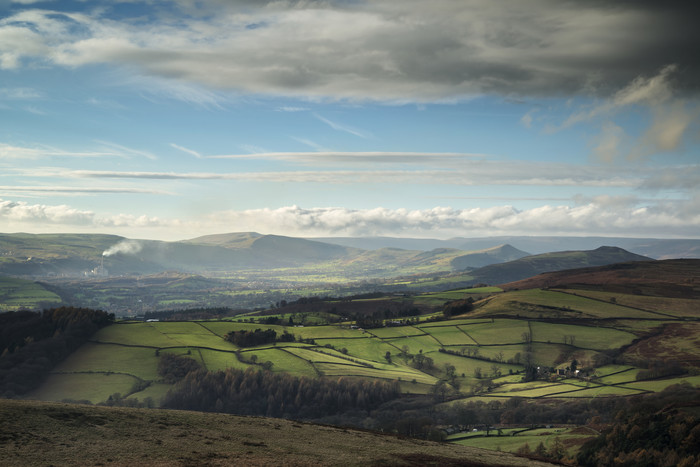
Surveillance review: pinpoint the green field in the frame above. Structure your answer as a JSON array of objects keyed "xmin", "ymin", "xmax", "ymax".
[
  {"xmin": 452, "ymin": 426, "xmax": 593, "ymax": 457},
  {"xmin": 29, "ymin": 372, "xmax": 138, "ymax": 404},
  {"xmin": 547, "ymin": 385, "xmax": 646, "ymax": 398},
  {"xmin": 529, "ymin": 321, "xmax": 636, "ymax": 350},
  {"xmin": 420, "ymin": 325, "xmax": 477, "ymax": 346},
  {"xmin": 619, "ymin": 375, "xmax": 700, "ymax": 392},
  {"xmin": 596, "ymin": 368, "xmax": 640, "ymax": 384},
  {"xmin": 368, "ymin": 326, "xmax": 427, "ymax": 338},
  {"xmin": 241, "ymin": 347, "xmax": 318, "ymax": 378},
  {"xmin": 52, "ymin": 343, "xmax": 160, "ymax": 380},
  {"xmin": 461, "ymin": 320, "xmax": 530, "ymax": 345},
  {"xmin": 316, "ymin": 337, "xmax": 397, "ymax": 363}
]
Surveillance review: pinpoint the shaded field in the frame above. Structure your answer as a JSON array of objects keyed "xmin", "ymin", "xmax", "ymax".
[
  {"xmin": 28, "ymin": 372, "xmax": 138, "ymax": 404},
  {"xmin": 623, "ymin": 322, "xmax": 700, "ymax": 368},
  {"xmin": 51, "ymin": 342, "xmax": 160, "ymax": 381}
]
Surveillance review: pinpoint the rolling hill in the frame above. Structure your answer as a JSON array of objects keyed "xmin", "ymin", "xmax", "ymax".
[
  {"xmin": 450, "ymin": 244, "xmax": 530, "ymax": 270},
  {"xmin": 467, "ymin": 246, "xmax": 653, "ymax": 286},
  {"xmin": 501, "ymin": 258, "xmax": 700, "ymax": 299}
]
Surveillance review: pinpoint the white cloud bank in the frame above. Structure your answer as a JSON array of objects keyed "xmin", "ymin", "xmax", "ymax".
[{"xmin": 2, "ymin": 199, "xmax": 698, "ymax": 240}]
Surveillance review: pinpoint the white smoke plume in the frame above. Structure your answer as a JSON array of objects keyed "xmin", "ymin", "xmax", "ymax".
[{"xmin": 103, "ymin": 239, "xmax": 143, "ymax": 257}]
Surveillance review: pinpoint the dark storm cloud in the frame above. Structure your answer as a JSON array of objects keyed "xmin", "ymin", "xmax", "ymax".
[{"xmin": 1, "ymin": 0, "xmax": 699, "ymax": 100}]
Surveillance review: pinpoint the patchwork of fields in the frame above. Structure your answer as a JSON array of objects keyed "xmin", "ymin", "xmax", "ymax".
[{"xmin": 28, "ymin": 286, "xmax": 700, "ymax": 411}]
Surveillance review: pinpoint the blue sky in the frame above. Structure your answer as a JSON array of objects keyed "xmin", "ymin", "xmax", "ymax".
[{"xmin": 1, "ymin": 0, "xmax": 698, "ymax": 240}]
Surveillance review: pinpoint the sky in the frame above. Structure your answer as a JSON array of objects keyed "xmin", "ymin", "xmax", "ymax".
[{"xmin": 1, "ymin": 0, "xmax": 699, "ymax": 241}]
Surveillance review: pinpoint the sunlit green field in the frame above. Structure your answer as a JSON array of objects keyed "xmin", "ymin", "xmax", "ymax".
[{"xmin": 529, "ymin": 321, "xmax": 636, "ymax": 349}]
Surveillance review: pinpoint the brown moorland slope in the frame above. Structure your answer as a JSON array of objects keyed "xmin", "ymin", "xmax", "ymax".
[
  {"xmin": 0, "ymin": 399, "xmax": 556, "ymax": 467},
  {"xmin": 500, "ymin": 259, "xmax": 700, "ymax": 299}
]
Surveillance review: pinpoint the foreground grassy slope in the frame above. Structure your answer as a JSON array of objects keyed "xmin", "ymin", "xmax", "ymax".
[{"xmin": 0, "ymin": 399, "xmax": 555, "ymax": 467}]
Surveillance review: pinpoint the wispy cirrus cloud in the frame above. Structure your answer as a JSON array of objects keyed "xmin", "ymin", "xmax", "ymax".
[
  {"xmin": 24, "ymin": 159, "xmax": 651, "ymax": 188},
  {"xmin": 289, "ymin": 137, "xmax": 329, "ymax": 152},
  {"xmin": 0, "ymin": 141, "xmax": 157, "ymax": 160},
  {"xmin": 0, "ymin": 143, "xmax": 121, "ymax": 159},
  {"xmin": 170, "ymin": 143, "xmax": 204, "ymax": 159},
  {"xmin": 162, "ymin": 149, "xmax": 487, "ymax": 165},
  {"xmin": 0, "ymin": 87, "xmax": 42, "ymax": 99},
  {"xmin": 313, "ymin": 113, "xmax": 372, "ymax": 139},
  {"xmin": 93, "ymin": 140, "xmax": 157, "ymax": 160},
  {"xmin": 276, "ymin": 106, "xmax": 310, "ymax": 112},
  {"xmin": 0, "ymin": 185, "xmax": 171, "ymax": 196}
]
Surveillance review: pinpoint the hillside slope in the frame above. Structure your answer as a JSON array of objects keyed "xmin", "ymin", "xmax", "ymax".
[
  {"xmin": 470, "ymin": 246, "xmax": 653, "ymax": 285},
  {"xmin": 451, "ymin": 244, "xmax": 530, "ymax": 270},
  {"xmin": 501, "ymin": 258, "xmax": 700, "ymax": 298},
  {"xmin": 0, "ymin": 399, "xmax": 554, "ymax": 467}
]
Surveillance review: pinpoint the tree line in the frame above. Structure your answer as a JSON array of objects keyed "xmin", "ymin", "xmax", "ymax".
[
  {"xmin": 576, "ymin": 383, "xmax": 700, "ymax": 466},
  {"xmin": 224, "ymin": 328, "xmax": 296, "ymax": 347},
  {"xmin": 162, "ymin": 365, "xmax": 401, "ymax": 419}
]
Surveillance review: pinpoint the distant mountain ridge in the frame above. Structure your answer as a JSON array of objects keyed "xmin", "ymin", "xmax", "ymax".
[
  {"xmin": 310, "ymin": 235, "xmax": 700, "ymax": 259},
  {"xmin": 0, "ymin": 232, "xmax": 521, "ymax": 278},
  {"xmin": 468, "ymin": 246, "xmax": 653, "ymax": 286},
  {"xmin": 0, "ymin": 232, "xmax": 673, "ymax": 281}
]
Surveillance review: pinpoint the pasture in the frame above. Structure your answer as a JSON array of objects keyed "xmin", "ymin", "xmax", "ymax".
[
  {"xmin": 29, "ymin": 372, "xmax": 138, "ymax": 404},
  {"xmin": 529, "ymin": 321, "xmax": 636, "ymax": 350}
]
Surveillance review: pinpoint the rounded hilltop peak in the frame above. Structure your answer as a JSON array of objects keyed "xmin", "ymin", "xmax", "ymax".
[{"xmin": 595, "ymin": 246, "xmax": 625, "ymax": 252}]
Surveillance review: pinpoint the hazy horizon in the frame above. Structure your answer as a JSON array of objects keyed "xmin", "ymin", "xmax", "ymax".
[{"xmin": 2, "ymin": 1, "xmax": 698, "ymax": 241}]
